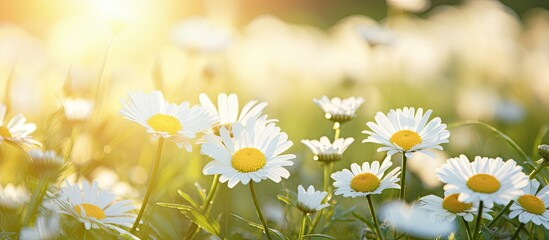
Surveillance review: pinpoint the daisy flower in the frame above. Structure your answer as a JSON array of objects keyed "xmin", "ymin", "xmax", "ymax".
[
  {"xmin": 0, "ymin": 104, "xmax": 41, "ymax": 147},
  {"xmin": 171, "ymin": 16, "xmax": 232, "ymax": 53},
  {"xmin": 0, "ymin": 183, "xmax": 30, "ymax": 209},
  {"xmin": 420, "ymin": 193, "xmax": 493, "ymax": 222},
  {"xmin": 313, "ymin": 96, "xmax": 364, "ymax": 123},
  {"xmin": 436, "ymin": 155, "xmax": 529, "ymax": 208},
  {"xmin": 296, "ymin": 185, "xmax": 329, "ymax": 214},
  {"xmin": 28, "ymin": 149, "xmax": 64, "ymax": 179},
  {"xmin": 55, "ymin": 180, "xmax": 137, "ymax": 237},
  {"xmin": 120, "ymin": 91, "xmax": 215, "ymax": 151},
  {"xmin": 62, "ymin": 97, "xmax": 94, "ymax": 123},
  {"xmin": 509, "ymin": 179, "xmax": 549, "ymax": 229},
  {"xmin": 301, "ymin": 136, "xmax": 354, "ymax": 163},
  {"xmin": 380, "ymin": 201, "xmax": 455, "ymax": 239},
  {"xmin": 199, "ymin": 93, "xmax": 268, "ymax": 134},
  {"xmin": 201, "ymin": 116, "xmax": 295, "ymax": 188},
  {"xmin": 331, "ymin": 156, "xmax": 401, "ymax": 198},
  {"xmin": 362, "ymin": 107, "xmax": 450, "ymax": 158}
]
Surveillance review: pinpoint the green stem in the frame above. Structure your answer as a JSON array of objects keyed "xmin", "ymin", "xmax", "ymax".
[
  {"xmin": 366, "ymin": 195, "xmax": 383, "ymax": 240},
  {"xmin": 249, "ymin": 182, "xmax": 273, "ymax": 240},
  {"xmin": 462, "ymin": 217, "xmax": 472, "ymax": 240},
  {"xmin": 308, "ymin": 162, "xmax": 332, "ymax": 234},
  {"xmin": 184, "ymin": 174, "xmax": 221, "ymax": 240},
  {"xmin": 399, "ymin": 153, "xmax": 407, "ymax": 201},
  {"xmin": 472, "ymin": 201, "xmax": 483, "ymax": 240},
  {"xmin": 131, "ymin": 138, "xmax": 165, "ymax": 233},
  {"xmin": 333, "ymin": 122, "xmax": 340, "ymax": 140},
  {"xmin": 487, "ymin": 161, "xmax": 546, "ymax": 228},
  {"xmin": 528, "ymin": 222, "xmax": 535, "ymax": 240},
  {"xmin": 23, "ymin": 178, "xmax": 49, "ymax": 226},
  {"xmin": 510, "ymin": 223, "xmax": 524, "ymax": 240},
  {"xmin": 298, "ymin": 212, "xmax": 308, "ymax": 240}
]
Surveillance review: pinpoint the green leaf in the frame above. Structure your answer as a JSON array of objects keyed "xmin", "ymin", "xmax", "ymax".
[
  {"xmin": 157, "ymin": 203, "xmax": 222, "ymax": 238},
  {"xmin": 276, "ymin": 194, "xmax": 295, "ymax": 207},
  {"xmin": 0, "ymin": 232, "xmax": 15, "ymax": 240},
  {"xmin": 303, "ymin": 233, "xmax": 336, "ymax": 239},
  {"xmin": 178, "ymin": 189, "xmax": 200, "ymax": 208},
  {"xmin": 231, "ymin": 214, "xmax": 288, "ymax": 240},
  {"xmin": 352, "ymin": 212, "xmax": 375, "ymax": 233},
  {"xmin": 194, "ymin": 182, "xmax": 207, "ymax": 204}
]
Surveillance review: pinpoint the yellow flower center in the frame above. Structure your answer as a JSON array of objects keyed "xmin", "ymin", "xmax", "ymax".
[
  {"xmin": 390, "ymin": 130, "xmax": 422, "ymax": 151},
  {"xmin": 442, "ymin": 194, "xmax": 473, "ymax": 213},
  {"xmin": 350, "ymin": 173, "xmax": 380, "ymax": 193},
  {"xmin": 518, "ymin": 194, "xmax": 545, "ymax": 215},
  {"xmin": 0, "ymin": 126, "xmax": 12, "ymax": 139},
  {"xmin": 74, "ymin": 203, "xmax": 106, "ymax": 220},
  {"xmin": 146, "ymin": 114, "xmax": 182, "ymax": 135},
  {"xmin": 232, "ymin": 148, "xmax": 266, "ymax": 172},
  {"xmin": 466, "ymin": 174, "xmax": 500, "ymax": 193}
]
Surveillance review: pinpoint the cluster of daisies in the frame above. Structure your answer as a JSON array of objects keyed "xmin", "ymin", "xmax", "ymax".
[{"xmin": 1, "ymin": 90, "xmax": 548, "ymax": 240}]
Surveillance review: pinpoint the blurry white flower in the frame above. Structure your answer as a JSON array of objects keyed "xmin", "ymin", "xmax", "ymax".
[
  {"xmin": 331, "ymin": 156, "xmax": 400, "ymax": 198},
  {"xmin": 313, "ymin": 96, "xmax": 364, "ymax": 123},
  {"xmin": 301, "ymin": 136, "xmax": 354, "ymax": 163},
  {"xmin": 0, "ymin": 183, "xmax": 30, "ymax": 209},
  {"xmin": 437, "ymin": 155, "xmax": 528, "ymax": 208},
  {"xmin": 380, "ymin": 201, "xmax": 455, "ymax": 238},
  {"xmin": 386, "ymin": 0, "xmax": 430, "ymax": 12},
  {"xmin": 407, "ymin": 150, "xmax": 446, "ymax": 188},
  {"xmin": 0, "ymin": 104, "xmax": 41, "ymax": 147},
  {"xmin": 494, "ymin": 99, "xmax": 525, "ymax": 123},
  {"xmin": 356, "ymin": 24, "xmax": 396, "ymax": 46},
  {"xmin": 120, "ymin": 91, "xmax": 216, "ymax": 151},
  {"xmin": 20, "ymin": 214, "xmax": 60, "ymax": 240},
  {"xmin": 509, "ymin": 179, "xmax": 549, "ymax": 229},
  {"xmin": 28, "ymin": 149, "xmax": 64, "ymax": 179},
  {"xmin": 296, "ymin": 185, "xmax": 329, "ymax": 213},
  {"xmin": 363, "ymin": 107, "xmax": 450, "ymax": 158},
  {"xmin": 56, "ymin": 180, "xmax": 136, "ymax": 237},
  {"xmin": 171, "ymin": 16, "xmax": 232, "ymax": 53},
  {"xmin": 62, "ymin": 97, "xmax": 94, "ymax": 122},
  {"xmin": 202, "ymin": 117, "xmax": 295, "ymax": 188},
  {"xmin": 420, "ymin": 193, "xmax": 493, "ymax": 222}
]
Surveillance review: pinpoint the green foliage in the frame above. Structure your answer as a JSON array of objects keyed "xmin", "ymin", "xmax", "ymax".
[{"xmin": 157, "ymin": 202, "xmax": 222, "ymax": 238}]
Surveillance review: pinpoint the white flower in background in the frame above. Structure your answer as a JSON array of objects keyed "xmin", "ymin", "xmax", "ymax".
[
  {"xmin": 301, "ymin": 136, "xmax": 354, "ymax": 163},
  {"xmin": 313, "ymin": 96, "xmax": 364, "ymax": 123},
  {"xmin": 202, "ymin": 116, "xmax": 295, "ymax": 188},
  {"xmin": 356, "ymin": 24, "xmax": 397, "ymax": 47},
  {"xmin": 28, "ymin": 149, "xmax": 64, "ymax": 179},
  {"xmin": 436, "ymin": 155, "xmax": 529, "ymax": 208},
  {"xmin": 509, "ymin": 179, "xmax": 549, "ymax": 229},
  {"xmin": 407, "ymin": 150, "xmax": 446, "ymax": 188},
  {"xmin": 420, "ymin": 193, "xmax": 493, "ymax": 222},
  {"xmin": 20, "ymin": 214, "xmax": 60, "ymax": 240},
  {"xmin": 386, "ymin": 0, "xmax": 430, "ymax": 12},
  {"xmin": 171, "ymin": 16, "xmax": 232, "ymax": 53},
  {"xmin": 199, "ymin": 93, "xmax": 268, "ymax": 134},
  {"xmin": 55, "ymin": 180, "xmax": 137, "ymax": 237},
  {"xmin": 62, "ymin": 97, "xmax": 94, "ymax": 122},
  {"xmin": 0, "ymin": 183, "xmax": 30, "ymax": 209},
  {"xmin": 0, "ymin": 104, "xmax": 41, "ymax": 147},
  {"xmin": 331, "ymin": 156, "xmax": 400, "ymax": 198},
  {"xmin": 296, "ymin": 185, "xmax": 329, "ymax": 213},
  {"xmin": 120, "ymin": 91, "xmax": 216, "ymax": 151},
  {"xmin": 363, "ymin": 107, "xmax": 450, "ymax": 158},
  {"xmin": 380, "ymin": 201, "xmax": 455, "ymax": 239}
]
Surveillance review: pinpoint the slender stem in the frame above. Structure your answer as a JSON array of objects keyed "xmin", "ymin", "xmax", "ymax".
[
  {"xmin": 366, "ymin": 195, "xmax": 383, "ymax": 240},
  {"xmin": 472, "ymin": 201, "xmax": 483, "ymax": 240},
  {"xmin": 298, "ymin": 212, "xmax": 308, "ymax": 240},
  {"xmin": 528, "ymin": 222, "xmax": 535, "ymax": 240},
  {"xmin": 308, "ymin": 162, "xmax": 332, "ymax": 234},
  {"xmin": 510, "ymin": 223, "xmax": 524, "ymax": 240},
  {"xmin": 399, "ymin": 153, "xmax": 407, "ymax": 201},
  {"xmin": 131, "ymin": 138, "xmax": 165, "ymax": 233},
  {"xmin": 333, "ymin": 122, "xmax": 340, "ymax": 140},
  {"xmin": 487, "ymin": 161, "xmax": 546, "ymax": 228},
  {"xmin": 462, "ymin": 217, "xmax": 472, "ymax": 240},
  {"xmin": 23, "ymin": 178, "xmax": 49, "ymax": 226},
  {"xmin": 249, "ymin": 182, "xmax": 273, "ymax": 240},
  {"xmin": 184, "ymin": 174, "xmax": 221, "ymax": 240}
]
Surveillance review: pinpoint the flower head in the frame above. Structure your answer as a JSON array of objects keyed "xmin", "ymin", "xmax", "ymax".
[
  {"xmin": 301, "ymin": 137, "xmax": 354, "ymax": 163},
  {"xmin": 62, "ymin": 97, "xmax": 94, "ymax": 123},
  {"xmin": 296, "ymin": 185, "xmax": 329, "ymax": 214},
  {"xmin": 28, "ymin": 149, "xmax": 64, "ymax": 180},
  {"xmin": 420, "ymin": 193, "xmax": 493, "ymax": 222},
  {"xmin": 120, "ymin": 91, "xmax": 215, "ymax": 151},
  {"xmin": 331, "ymin": 156, "xmax": 400, "ymax": 198},
  {"xmin": 0, "ymin": 183, "xmax": 30, "ymax": 209},
  {"xmin": 202, "ymin": 116, "xmax": 295, "ymax": 188},
  {"xmin": 0, "ymin": 104, "xmax": 41, "ymax": 147},
  {"xmin": 363, "ymin": 107, "xmax": 449, "ymax": 158},
  {"xmin": 313, "ymin": 96, "xmax": 364, "ymax": 123},
  {"xmin": 171, "ymin": 16, "xmax": 232, "ymax": 53},
  {"xmin": 55, "ymin": 180, "xmax": 136, "ymax": 236},
  {"xmin": 436, "ymin": 155, "xmax": 529, "ymax": 208},
  {"xmin": 509, "ymin": 179, "xmax": 549, "ymax": 229}
]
